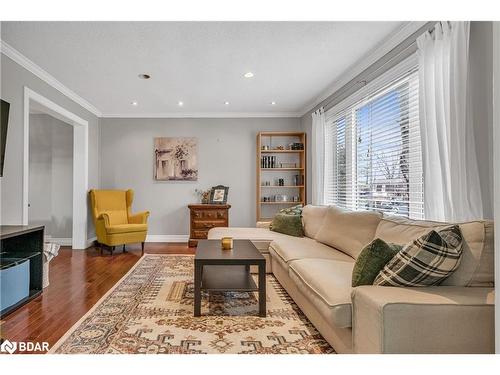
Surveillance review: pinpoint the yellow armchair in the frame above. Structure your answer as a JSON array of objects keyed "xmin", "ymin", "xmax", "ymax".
[{"xmin": 89, "ymin": 189, "xmax": 150, "ymax": 255}]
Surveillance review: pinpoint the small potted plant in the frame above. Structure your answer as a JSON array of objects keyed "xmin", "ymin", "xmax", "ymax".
[{"xmin": 195, "ymin": 188, "xmax": 211, "ymax": 204}]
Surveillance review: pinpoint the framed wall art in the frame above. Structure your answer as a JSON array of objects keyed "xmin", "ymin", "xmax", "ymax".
[{"xmin": 154, "ymin": 137, "xmax": 198, "ymax": 181}]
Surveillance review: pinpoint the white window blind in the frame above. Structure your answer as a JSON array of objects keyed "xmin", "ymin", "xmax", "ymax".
[{"xmin": 324, "ymin": 60, "xmax": 423, "ymax": 219}]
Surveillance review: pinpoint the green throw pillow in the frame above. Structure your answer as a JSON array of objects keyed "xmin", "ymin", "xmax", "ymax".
[
  {"xmin": 278, "ymin": 204, "xmax": 303, "ymax": 216},
  {"xmin": 352, "ymin": 238, "xmax": 402, "ymax": 287},
  {"xmin": 270, "ymin": 213, "xmax": 304, "ymax": 237}
]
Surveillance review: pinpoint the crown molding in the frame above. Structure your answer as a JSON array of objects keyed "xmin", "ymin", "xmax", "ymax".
[
  {"xmin": 299, "ymin": 21, "xmax": 428, "ymax": 117},
  {"xmin": 101, "ymin": 112, "xmax": 302, "ymax": 119},
  {"xmin": 0, "ymin": 39, "xmax": 300, "ymax": 119},
  {"xmin": 1, "ymin": 40, "xmax": 102, "ymax": 117},
  {"xmin": 4, "ymin": 22, "xmax": 422, "ymax": 121}
]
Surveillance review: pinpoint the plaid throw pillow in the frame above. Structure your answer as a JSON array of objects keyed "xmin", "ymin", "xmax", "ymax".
[{"xmin": 373, "ymin": 225, "xmax": 464, "ymax": 287}]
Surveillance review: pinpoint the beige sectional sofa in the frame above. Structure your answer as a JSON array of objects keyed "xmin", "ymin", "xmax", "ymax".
[{"xmin": 208, "ymin": 205, "xmax": 495, "ymax": 354}]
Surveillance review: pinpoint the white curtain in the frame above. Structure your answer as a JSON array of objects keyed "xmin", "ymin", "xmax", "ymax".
[
  {"xmin": 417, "ymin": 21, "xmax": 483, "ymax": 222},
  {"xmin": 311, "ymin": 107, "xmax": 326, "ymax": 205}
]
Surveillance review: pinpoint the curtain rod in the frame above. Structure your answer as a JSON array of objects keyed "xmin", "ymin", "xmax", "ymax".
[{"xmin": 321, "ymin": 21, "xmax": 436, "ymax": 113}]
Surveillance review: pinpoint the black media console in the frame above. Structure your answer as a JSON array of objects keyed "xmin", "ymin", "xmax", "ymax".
[{"xmin": 0, "ymin": 225, "xmax": 44, "ymax": 317}]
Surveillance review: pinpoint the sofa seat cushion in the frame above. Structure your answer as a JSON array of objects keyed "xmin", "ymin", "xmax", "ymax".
[
  {"xmin": 269, "ymin": 236, "xmax": 354, "ymax": 265},
  {"xmin": 106, "ymin": 223, "xmax": 148, "ymax": 234},
  {"xmin": 207, "ymin": 227, "xmax": 290, "ymax": 252},
  {"xmin": 375, "ymin": 215, "xmax": 494, "ymax": 287},
  {"xmin": 315, "ymin": 206, "xmax": 383, "ymax": 260},
  {"xmin": 289, "ymin": 258, "xmax": 355, "ymax": 328}
]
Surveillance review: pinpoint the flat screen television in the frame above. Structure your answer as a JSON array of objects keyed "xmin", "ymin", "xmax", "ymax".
[{"xmin": 1, "ymin": 99, "xmax": 10, "ymax": 177}]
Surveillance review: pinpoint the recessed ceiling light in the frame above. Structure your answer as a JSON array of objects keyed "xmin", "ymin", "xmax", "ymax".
[
  {"xmin": 131, "ymin": 101, "xmax": 138, "ymax": 106},
  {"xmin": 138, "ymin": 74, "xmax": 151, "ymax": 79},
  {"xmin": 271, "ymin": 101, "xmax": 276, "ymax": 105},
  {"xmin": 178, "ymin": 101, "xmax": 184, "ymax": 107},
  {"xmin": 244, "ymin": 72, "xmax": 254, "ymax": 78},
  {"xmin": 224, "ymin": 101, "xmax": 230, "ymax": 105}
]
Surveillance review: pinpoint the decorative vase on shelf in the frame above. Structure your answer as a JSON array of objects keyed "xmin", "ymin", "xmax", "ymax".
[{"xmin": 195, "ymin": 188, "xmax": 210, "ymax": 204}]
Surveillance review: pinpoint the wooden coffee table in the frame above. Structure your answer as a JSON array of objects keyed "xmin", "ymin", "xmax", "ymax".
[{"xmin": 194, "ymin": 239, "xmax": 266, "ymax": 317}]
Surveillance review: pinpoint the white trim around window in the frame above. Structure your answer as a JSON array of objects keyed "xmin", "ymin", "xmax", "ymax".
[{"xmin": 323, "ymin": 54, "xmax": 423, "ymax": 219}]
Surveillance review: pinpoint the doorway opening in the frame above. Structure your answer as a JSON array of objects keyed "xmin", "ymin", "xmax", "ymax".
[{"xmin": 23, "ymin": 87, "xmax": 88, "ymax": 249}]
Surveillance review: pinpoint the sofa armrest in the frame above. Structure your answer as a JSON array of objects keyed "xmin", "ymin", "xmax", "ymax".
[
  {"xmin": 256, "ymin": 221, "xmax": 271, "ymax": 229},
  {"xmin": 129, "ymin": 211, "xmax": 150, "ymax": 224},
  {"xmin": 351, "ymin": 285, "xmax": 494, "ymax": 354}
]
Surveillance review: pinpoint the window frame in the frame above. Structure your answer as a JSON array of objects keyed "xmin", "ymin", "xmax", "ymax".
[{"xmin": 323, "ymin": 54, "xmax": 423, "ymax": 219}]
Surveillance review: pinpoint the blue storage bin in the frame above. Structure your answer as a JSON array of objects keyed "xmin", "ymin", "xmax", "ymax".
[{"xmin": 0, "ymin": 258, "xmax": 30, "ymax": 312}]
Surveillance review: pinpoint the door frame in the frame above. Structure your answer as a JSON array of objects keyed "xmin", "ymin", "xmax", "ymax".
[{"xmin": 23, "ymin": 86, "xmax": 89, "ymax": 249}]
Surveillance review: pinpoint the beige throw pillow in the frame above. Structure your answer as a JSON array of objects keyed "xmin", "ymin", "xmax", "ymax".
[{"xmin": 315, "ymin": 206, "xmax": 382, "ymax": 259}]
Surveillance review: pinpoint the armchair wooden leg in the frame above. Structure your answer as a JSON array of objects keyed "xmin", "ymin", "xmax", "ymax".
[
  {"xmin": 111, "ymin": 246, "xmax": 115, "ymax": 255},
  {"xmin": 99, "ymin": 243, "xmax": 103, "ymax": 256},
  {"xmin": 141, "ymin": 242, "xmax": 145, "ymax": 255},
  {"xmin": 123, "ymin": 244, "xmax": 126, "ymax": 253}
]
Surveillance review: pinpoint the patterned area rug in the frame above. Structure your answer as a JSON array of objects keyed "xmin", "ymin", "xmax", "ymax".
[{"xmin": 51, "ymin": 255, "xmax": 334, "ymax": 354}]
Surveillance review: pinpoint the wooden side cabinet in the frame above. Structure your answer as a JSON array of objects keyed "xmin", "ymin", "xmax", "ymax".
[{"xmin": 188, "ymin": 204, "xmax": 231, "ymax": 247}]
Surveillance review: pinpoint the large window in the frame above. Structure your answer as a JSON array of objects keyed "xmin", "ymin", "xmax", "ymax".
[{"xmin": 324, "ymin": 63, "xmax": 423, "ymax": 219}]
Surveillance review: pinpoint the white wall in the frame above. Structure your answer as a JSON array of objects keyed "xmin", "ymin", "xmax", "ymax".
[
  {"xmin": 29, "ymin": 113, "xmax": 73, "ymax": 238},
  {"xmin": 28, "ymin": 114, "xmax": 52, "ymax": 231},
  {"xmin": 0, "ymin": 54, "xmax": 100, "ymax": 239},
  {"xmin": 492, "ymin": 20, "xmax": 500, "ymax": 355},
  {"xmin": 470, "ymin": 22, "xmax": 494, "ymax": 219},
  {"xmin": 99, "ymin": 117, "xmax": 300, "ymax": 236}
]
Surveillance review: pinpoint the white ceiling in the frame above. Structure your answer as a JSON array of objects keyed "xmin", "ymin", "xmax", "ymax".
[{"xmin": 1, "ymin": 21, "xmax": 404, "ymax": 117}]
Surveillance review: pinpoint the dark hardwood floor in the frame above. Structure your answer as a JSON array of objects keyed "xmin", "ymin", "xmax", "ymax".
[{"xmin": 0, "ymin": 242, "xmax": 194, "ymax": 353}]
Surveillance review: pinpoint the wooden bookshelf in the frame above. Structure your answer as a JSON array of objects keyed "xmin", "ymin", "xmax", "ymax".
[
  {"xmin": 260, "ymin": 150, "xmax": 304, "ymax": 154},
  {"xmin": 256, "ymin": 131, "xmax": 307, "ymax": 221},
  {"xmin": 260, "ymin": 169, "xmax": 304, "ymax": 173},
  {"xmin": 260, "ymin": 201, "xmax": 304, "ymax": 205}
]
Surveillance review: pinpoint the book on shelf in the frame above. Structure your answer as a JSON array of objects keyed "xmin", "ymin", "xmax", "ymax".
[{"xmin": 261, "ymin": 155, "xmax": 277, "ymax": 168}]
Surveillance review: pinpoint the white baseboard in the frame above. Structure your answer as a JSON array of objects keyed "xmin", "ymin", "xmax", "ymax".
[
  {"xmin": 45, "ymin": 237, "xmax": 72, "ymax": 246},
  {"xmin": 44, "ymin": 236, "xmax": 97, "ymax": 248},
  {"xmin": 86, "ymin": 236, "xmax": 97, "ymax": 248},
  {"xmin": 146, "ymin": 235, "xmax": 189, "ymax": 243},
  {"xmin": 79, "ymin": 236, "xmax": 187, "ymax": 247}
]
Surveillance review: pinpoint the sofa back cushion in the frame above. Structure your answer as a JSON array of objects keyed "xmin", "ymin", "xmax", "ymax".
[
  {"xmin": 374, "ymin": 215, "xmax": 494, "ymax": 287},
  {"xmin": 301, "ymin": 205, "xmax": 329, "ymax": 239},
  {"xmin": 315, "ymin": 206, "xmax": 383, "ymax": 259}
]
